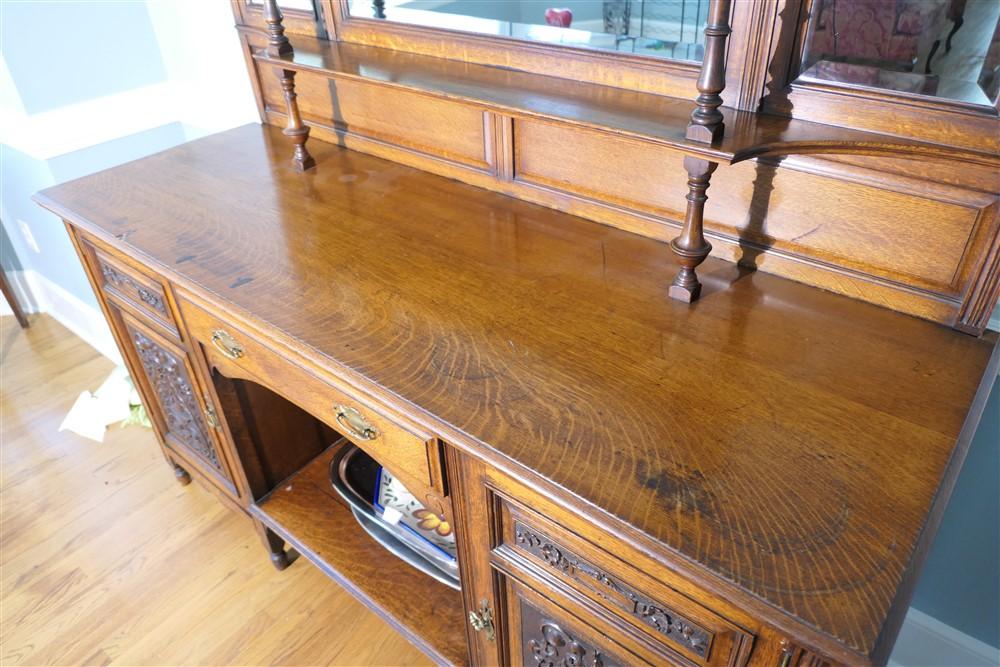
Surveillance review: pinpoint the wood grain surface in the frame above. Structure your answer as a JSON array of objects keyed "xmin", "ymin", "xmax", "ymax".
[
  {"xmin": 252, "ymin": 443, "xmax": 468, "ymax": 665},
  {"xmin": 0, "ymin": 315, "xmax": 431, "ymax": 666},
  {"xmin": 35, "ymin": 124, "xmax": 998, "ymax": 660}
]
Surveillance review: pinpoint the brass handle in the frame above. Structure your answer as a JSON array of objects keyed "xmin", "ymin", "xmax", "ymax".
[
  {"xmin": 468, "ymin": 599, "xmax": 495, "ymax": 642},
  {"xmin": 211, "ymin": 329, "xmax": 244, "ymax": 360},
  {"xmin": 203, "ymin": 398, "xmax": 221, "ymax": 430},
  {"xmin": 334, "ymin": 404, "xmax": 379, "ymax": 440}
]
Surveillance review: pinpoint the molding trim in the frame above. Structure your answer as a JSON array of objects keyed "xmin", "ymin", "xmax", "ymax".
[
  {"xmin": 889, "ymin": 608, "xmax": 999, "ymax": 667},
  {"xmin": 5, "ymin": 269, "xmax": 122, "ymax": 364}
]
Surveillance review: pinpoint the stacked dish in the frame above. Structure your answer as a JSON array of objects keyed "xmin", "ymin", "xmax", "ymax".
[{"xmin": 329, "ymin": 442, "xmax": 460, "ymax": 590}]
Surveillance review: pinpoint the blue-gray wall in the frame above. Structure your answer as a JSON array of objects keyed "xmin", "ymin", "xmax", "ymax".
[
  {"xmin": 911, "ymin": 376, "xmax": 1000, "ymax": 648},
  {"xmin": 2, "ymin": 1, "xmax": 166, "ymax": 114},
  {"xmin": 1, "ymin": 125, "xmax": 189, "ymax": 306}
]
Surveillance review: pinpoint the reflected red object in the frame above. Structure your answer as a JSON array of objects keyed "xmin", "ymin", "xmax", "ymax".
[{"xmin": 544, "ymin": 7, "xmax": 573, "ymax": 27}]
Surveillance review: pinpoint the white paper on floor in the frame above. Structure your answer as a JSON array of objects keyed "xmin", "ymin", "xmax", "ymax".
[{"xmin": 59, "ymin": 367, "xmax": 136, "ymax": 443}]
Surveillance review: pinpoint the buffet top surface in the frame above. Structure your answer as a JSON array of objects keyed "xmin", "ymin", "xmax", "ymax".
[{"xmin": 37, "ymin": 123, "xmax": 998, "ymax": 658}]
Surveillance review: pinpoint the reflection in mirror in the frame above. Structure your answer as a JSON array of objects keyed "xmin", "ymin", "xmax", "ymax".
[
  {"xmin": 348, "ymin": 0, "xmax": 710, "ymax": 62},
  {"xmin": 798, "ymin": 0, "xmax": 1000, "ymax": 106}
]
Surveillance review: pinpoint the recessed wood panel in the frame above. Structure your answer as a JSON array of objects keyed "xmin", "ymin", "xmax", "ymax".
[
  {"xmin": 513, "ymin": 118, "xmax": 984, "ymax": 295},
  {"xmin": 260, "ymin": 69, "xmax": 488, "ymax": 170}
]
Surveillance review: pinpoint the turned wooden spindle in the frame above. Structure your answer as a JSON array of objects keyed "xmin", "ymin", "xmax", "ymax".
[
  {"xmin": 261, "ymin": 0, "xmax": 315, "ymax": 171},
  {"xmin": 279, "ymin": 70, "xmax": 316, "ymax": 171},
  {"xmin": 262, "ymin": 0, "xmax": 293, "ymax": 57},
  {"xmin": 685, "ymin": 0, "xmax": 733, "ymax": 143},
  {"xmin": 668, "ymin": 157, "xmax": 718, "ymax": 302}
]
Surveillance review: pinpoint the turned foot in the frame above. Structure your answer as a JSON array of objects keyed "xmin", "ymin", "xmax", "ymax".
[
  {"xmin": 270, "ymin": 550, "xmax": 291, "ymax": 571},
  {"xmin": 173, "ymin": 463, "xmax": 192, "ymax": 486},
  {"xmin": 255, "ymin": 521, "xmax": 292, "ymax": 571},
  {"xmin": 668, "ymin": 245, "xmax": 711, "ymax": 303}
]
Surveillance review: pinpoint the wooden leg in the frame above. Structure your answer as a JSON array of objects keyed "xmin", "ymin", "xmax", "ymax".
[
  {"xmin": 278, "ymin": 69, "xmax": 315, "ymax": 172},
  {"xmin": 0, "ymin": 268, "xmax": 29, "ymax": 328},
  {"xmin": 669, "ymin": 156, "xmax": 718, "ymax": 303},
  {"xmin": 172, "ymin": 462, "xmax": 192, "ymax": 486},
  {"xmin": 254, "ymin": 520, "xmax": 291, "ymax": 571}
]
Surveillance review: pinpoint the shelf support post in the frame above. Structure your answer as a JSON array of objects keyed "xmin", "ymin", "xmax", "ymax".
[
  {"xmin": 686, "ymin": 0, "xmax": 733, "ymax": 143},
  {"xmin": 262, "ymin": 0, "xmax": 293, "ymax": 57},
  {"xmin": 669, "ymin": 157, "xmax": 717, "ymax": 302},
  {"xmin": 262, "ymin": 0, "xmax": 315, "ymax": 171},
  {"xmin": 279, "ymin": 69, "xmax": 316, "ymax": 172}
]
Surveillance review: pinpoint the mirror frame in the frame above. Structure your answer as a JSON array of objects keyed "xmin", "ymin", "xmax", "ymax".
[
  {"xmin": 761, "ymin": 0, "xmax": 999, "ymax": 154},
  {"xmin": 325, "ymin": 0, "xmax": 778, "ymax": 104}
]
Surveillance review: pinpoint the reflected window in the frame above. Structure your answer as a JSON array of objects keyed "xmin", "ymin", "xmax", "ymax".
[
  {"xmin": 349, "ymin": 0, "xmax": 710, "ymax": 62},
  {"xmin": 798, "ymin": 0, "xmax": 1000, "ymax": 106}
]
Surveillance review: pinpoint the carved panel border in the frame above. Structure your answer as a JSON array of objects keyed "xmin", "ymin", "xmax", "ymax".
[
  {"xmin": 514, "ymin": 521, "xmax": 713, "ymax": 659},
  {"xmin": 100, "ymin": 261, "xmax": 168, "ymax": 316}
]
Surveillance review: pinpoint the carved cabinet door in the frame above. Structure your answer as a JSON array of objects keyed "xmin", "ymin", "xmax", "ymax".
[
  {"xmin": 449, "ymin": 451, "xmax": 683, "ymax": 667},
  {"xmin": 112, "ymin": 306, "xmax": 239, "ymax": 499}
]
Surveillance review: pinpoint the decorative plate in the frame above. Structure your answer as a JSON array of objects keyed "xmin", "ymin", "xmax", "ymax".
[{"xmin": 373, "ymin": 467, "xmax": 457, "ymax": 562}]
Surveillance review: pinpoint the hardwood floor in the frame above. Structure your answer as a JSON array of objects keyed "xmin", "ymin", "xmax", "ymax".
[{"xmin": 0, "ymin": 314, "xmax": 432, "ymax": 666}]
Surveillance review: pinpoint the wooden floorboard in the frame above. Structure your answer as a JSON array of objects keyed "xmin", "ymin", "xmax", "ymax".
[{"xmin": 0, "ymin": 314, "xmax": 432, "ymax": 666}]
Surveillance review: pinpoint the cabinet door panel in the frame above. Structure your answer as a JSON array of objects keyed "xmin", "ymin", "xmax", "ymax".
[
  {"xmin": 117, "ymin": 308, "xmax": 238, "ymax": 498},
  {"xmin": 504, "ymin": 576, "xmax": 651, "ymax": 667}
]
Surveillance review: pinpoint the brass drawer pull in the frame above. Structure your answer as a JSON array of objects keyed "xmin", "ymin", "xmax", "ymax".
[
  {"xmin": 468, "ymin": 599, "xmax": 495, "ymax": 642},
  {"xmin": 211, "ymin": 329, "xmax": 244, "ymax": 360},
  {"xmin": 334, "ymin": 404, "xmax": 379, "ymax": 440}
]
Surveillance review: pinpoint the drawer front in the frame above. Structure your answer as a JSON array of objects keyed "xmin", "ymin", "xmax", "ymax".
[
  {"xmin": 503, "ymin": 575, "xmax": 653, "ymax": 667},
  {"xmin": 91, "ymin": 247, "xmax": 177, "ymax": 334},
  {"xmin": 117, "ymin": 309, "xmax": 238, "ymax": 497},
  {"xmin": 178, "ymin": 295, "xmax": 443, "ymax": 502},
  {"xmin": 492, "ymin": 496, "xmax": 755, "ymax": 667}
]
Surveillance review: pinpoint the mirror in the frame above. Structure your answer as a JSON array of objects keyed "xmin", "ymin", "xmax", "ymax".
[
  {"xmin": 797, "ymin": 0, "xmax": 1000, "ymax": 107},
  {"xmin": 347, "ymin": 0, "xmax": 710, "ymax": 62}
]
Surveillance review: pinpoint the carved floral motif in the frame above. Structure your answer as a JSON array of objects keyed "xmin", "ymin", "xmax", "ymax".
[
  {"xmin": 515, "ymin": 523, "xmax": 711, "ymax": 656},
  {"xmin": 129, "ymin": 328, "xmax": 220, "ymax": 469},
  {"xmin": 101, "ymin": 263, "xmax": 167, "ymax": 315},
  {"xmin": 529, "ymin": 622, "xmax": 608, "ymax": 667}
]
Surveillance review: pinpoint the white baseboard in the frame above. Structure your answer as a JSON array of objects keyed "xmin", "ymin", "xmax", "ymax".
[
  {"xmin": 889, "ymin": 608, "xmax": 999, "ymax": 667},
  {"xmin": 6, "ymin": 269, "xmax": 122, "ymax": 365}
]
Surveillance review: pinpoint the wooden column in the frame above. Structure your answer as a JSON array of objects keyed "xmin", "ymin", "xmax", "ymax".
[
  {"xmin": 685, "ymin": 0, "xmax": 733, "ymax": 143},
  {"xmin": 262, "ymin": 0, "xmax": 315, "ymax": 172},
  {"xmin": 668, "ymin": 157, "xmax": 717, "ymax": 302}
]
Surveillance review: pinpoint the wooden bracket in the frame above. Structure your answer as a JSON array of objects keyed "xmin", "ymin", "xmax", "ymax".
[{"xmin": 668, "ymin": 157, "xmax": 718, "ymax": 302}]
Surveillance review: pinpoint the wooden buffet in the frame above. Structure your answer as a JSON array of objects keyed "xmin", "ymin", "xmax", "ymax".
[{"xmin": 35, "ymin": 1, "xmax": 1000, "ymax": 666}]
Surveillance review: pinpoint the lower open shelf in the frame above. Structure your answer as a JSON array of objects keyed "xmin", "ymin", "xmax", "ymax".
[{"xmin": 251, "ymin": 443, "xmax": 469, "ymax": 666}]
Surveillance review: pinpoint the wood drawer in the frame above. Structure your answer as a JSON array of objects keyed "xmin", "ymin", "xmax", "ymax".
[
  {"xmin": 90, "ymin": 246, "xmax": 177, "ymax": 335},
  {"xmin": 491, "ymin": 496, "xmax": 755, "ymax": 667},
  {"xmin": 177, "ymin": 295, "xmax": 444, "ymax": 503}
]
